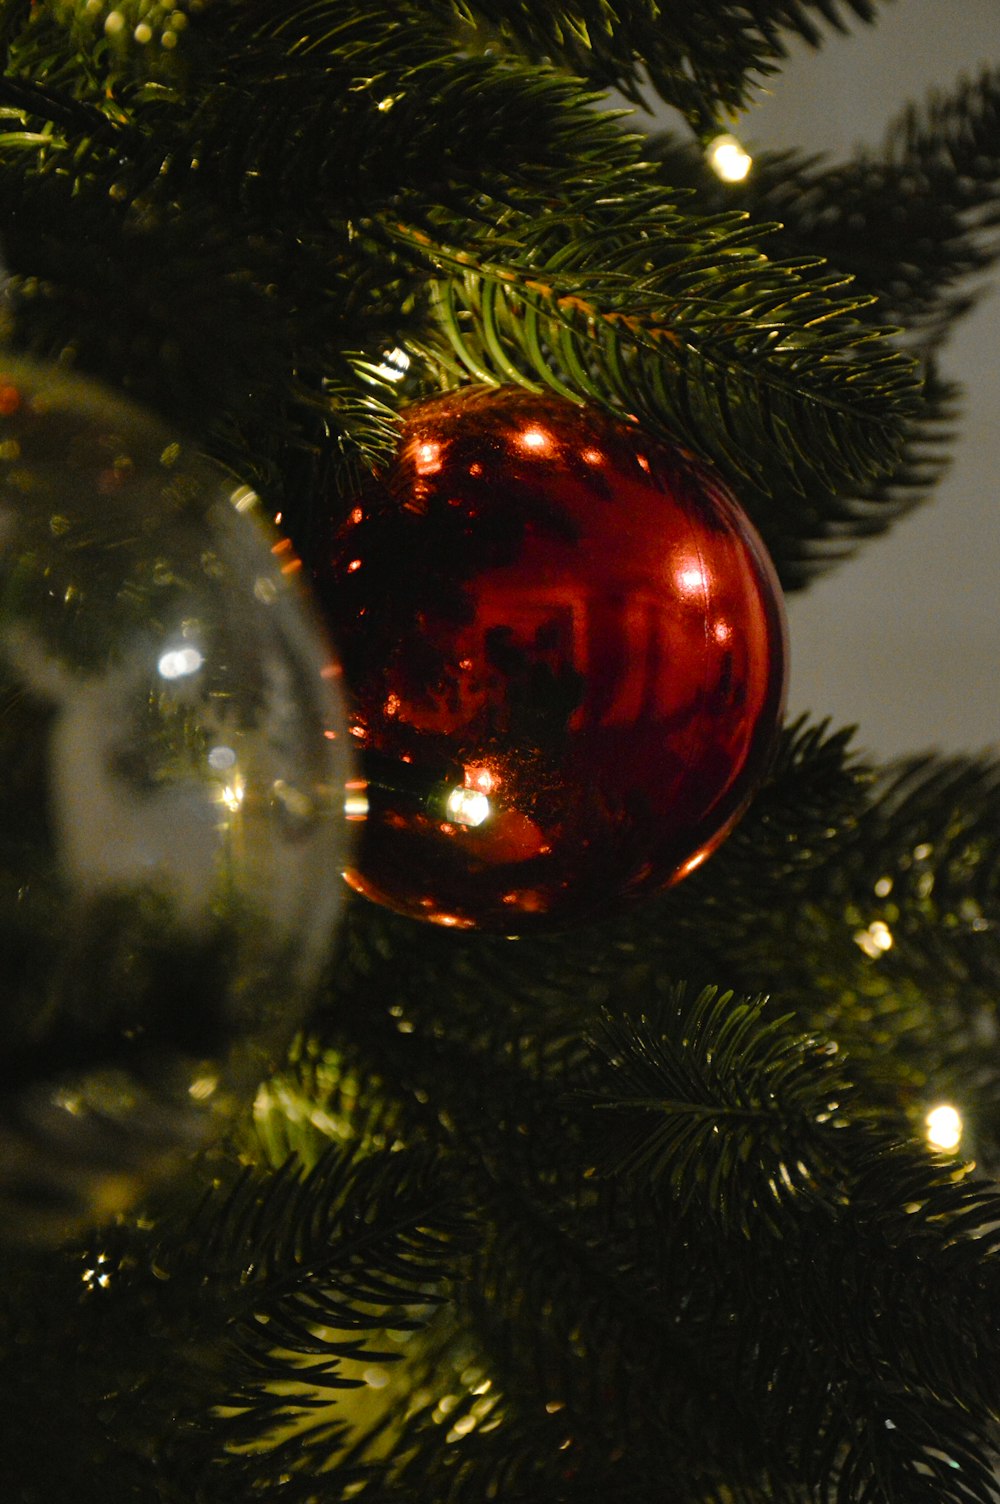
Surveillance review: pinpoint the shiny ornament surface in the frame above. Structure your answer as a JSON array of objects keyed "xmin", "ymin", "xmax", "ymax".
[
  {"xmin": 317, "ymin": 386, "xmax": 787, "ymax": 933},
  {"xmin": 0, "ymin": 360, "xmax": 351, "ymax": 1243}
]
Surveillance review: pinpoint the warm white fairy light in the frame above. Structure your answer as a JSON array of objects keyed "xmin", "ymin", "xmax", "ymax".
[
  {"xmin": 707, "ymin": 133, "xmax": 753, "ymax": 183},
  {"xmin": 925, "ymin": 1104, "xmax": 963, "ymax": 1152}
]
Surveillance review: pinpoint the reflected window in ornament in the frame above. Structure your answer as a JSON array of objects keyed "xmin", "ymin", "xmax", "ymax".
[
  {"xmin": 925, "ymin": 1104, "xmax": 962, "ymax": 1152},
  {"xmin": 158, "ymin": 644, "xmax": 204, "ymax": 679},
  {"xmin": 445, "ymin": 785, "xmax": 491, "ymax": 827}
]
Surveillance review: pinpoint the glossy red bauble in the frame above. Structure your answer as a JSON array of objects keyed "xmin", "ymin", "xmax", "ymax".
[{"xmin": 316, "ymin": 386, "xmax": 787, "ymax": 932}]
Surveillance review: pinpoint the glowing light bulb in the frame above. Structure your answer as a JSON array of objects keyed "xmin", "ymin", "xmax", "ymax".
[
  {"xmin": 708, "ymin": 134, "xmax": 753, "ymax": 183},
  {"xmin": 925, "ymin": 1104, "xmax": 963, "ymax": 1152},
  {"xmin": 854, "ymin": 920, "xmax": 894, "ymax": 958}
]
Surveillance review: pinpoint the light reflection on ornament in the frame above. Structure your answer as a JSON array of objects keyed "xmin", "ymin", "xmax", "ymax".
[
  {"xmin": 82, "ymin": 1254, "xmax": 113, "ymax": 1291},
  {"xmin": 925, "ymin": 1103, "xmax": 963, "ymax": 1152},
  {"xmin": 517, "ymin": 426, "xmax": 553, "ymax": 454},
  {"xmin": 445, "ymin": 785, "xmax": 491, "ymax": 827},
  {"xmin": 218, "ymin": 775, "xmax": 246, "ymax": 814},
  {"xmin": 463, "ymin": 764, "xmax": 496, "ymax": 796},
  {"xmin": 207, "ymin": 744, "xmax": 237, "ymax": 771},
  {"xmin": 676, "ymin": 849, "xmax": 710, "ymax": 879},
  {"xmin": 157, "ymin": 644, "xmax": 204, "ymax": 679},
  {"xmin": 415, "ymin": 440, "xmax": 443, "ymax": 476},
  {"xmin": 344, "ymin": 780, "xmax": 370, "ymax": 820},
  {"xmin": 427, "ymin": 910, "xmax": 476, "ymax": 929},
  {"xmin": 676, "ymin": 562, "xmax": 707, "ymax": 594},
  {"xmin": 713, "ymin": 620, "xmax": 732, "ymax": 644},
  {"xmin": 229, "ymin": 484, "xmax": 258, "ymax": 514},
  {"xmin": 372, "ymin": 346, "xmax": 410, "ymax": 382}
]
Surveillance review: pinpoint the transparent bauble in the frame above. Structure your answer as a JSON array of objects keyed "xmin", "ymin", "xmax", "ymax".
[{"xmin": 0, "ymin": 360, "xmax": 351, "ymax": 1243}]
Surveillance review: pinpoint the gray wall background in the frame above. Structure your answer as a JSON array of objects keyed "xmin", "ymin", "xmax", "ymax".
[{"xmin": 648, "ymin": 0, "xmax": 998, "ymax": 761}]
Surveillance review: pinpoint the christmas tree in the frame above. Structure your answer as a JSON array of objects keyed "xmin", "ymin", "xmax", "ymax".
[{"xmin": 1, "ymin": 2, "xmax": 999, "ymax": 1499}]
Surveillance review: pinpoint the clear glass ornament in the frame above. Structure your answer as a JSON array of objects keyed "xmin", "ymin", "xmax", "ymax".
[{"xmin": 0, "ymin": 359, "xmax": 351, "ymax": 1242}]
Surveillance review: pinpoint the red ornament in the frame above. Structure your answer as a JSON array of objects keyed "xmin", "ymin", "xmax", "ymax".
[{"xmin": 316, "ymin": 387, "xmax": 787, "ymax": 931}]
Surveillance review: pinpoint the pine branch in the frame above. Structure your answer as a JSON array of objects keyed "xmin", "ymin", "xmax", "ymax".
[
  {"xmin": 579, "ymin": 984, "xmax": 856, "ymax": 1235},
  {"xmin": 639, "ymin": 69, "xmax": 1000, "ymax": 582},
  {"xmin": 430, "ymin": 0, "xmax": 886, "ymax": 117},
  {"xmin": 1, "ymin": 3, "xmax": 920, "ymax": 527},
  {"xmin": 739, "ymin": 363, "xmax": 958, "ymax": 588},
  {"xmin": 0, "ymin": 1146, "xmax": 466, "ymax": 1498},
  {"xmin": 735, "ymin": 67, "xmax": 1000, "ymax": 350},
  {"xmin": 388, "ymin": 195, "xmax": 918, "ymax": 498}
]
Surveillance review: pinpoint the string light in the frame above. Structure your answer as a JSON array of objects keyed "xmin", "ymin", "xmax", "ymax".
[
  {"xmin": 925, "ymin": 1104, "xmax": 963, "ymax": 1152},
  {"xmin": 707, "ymin": 133, "xmax": 753, "ymax": 183}
]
